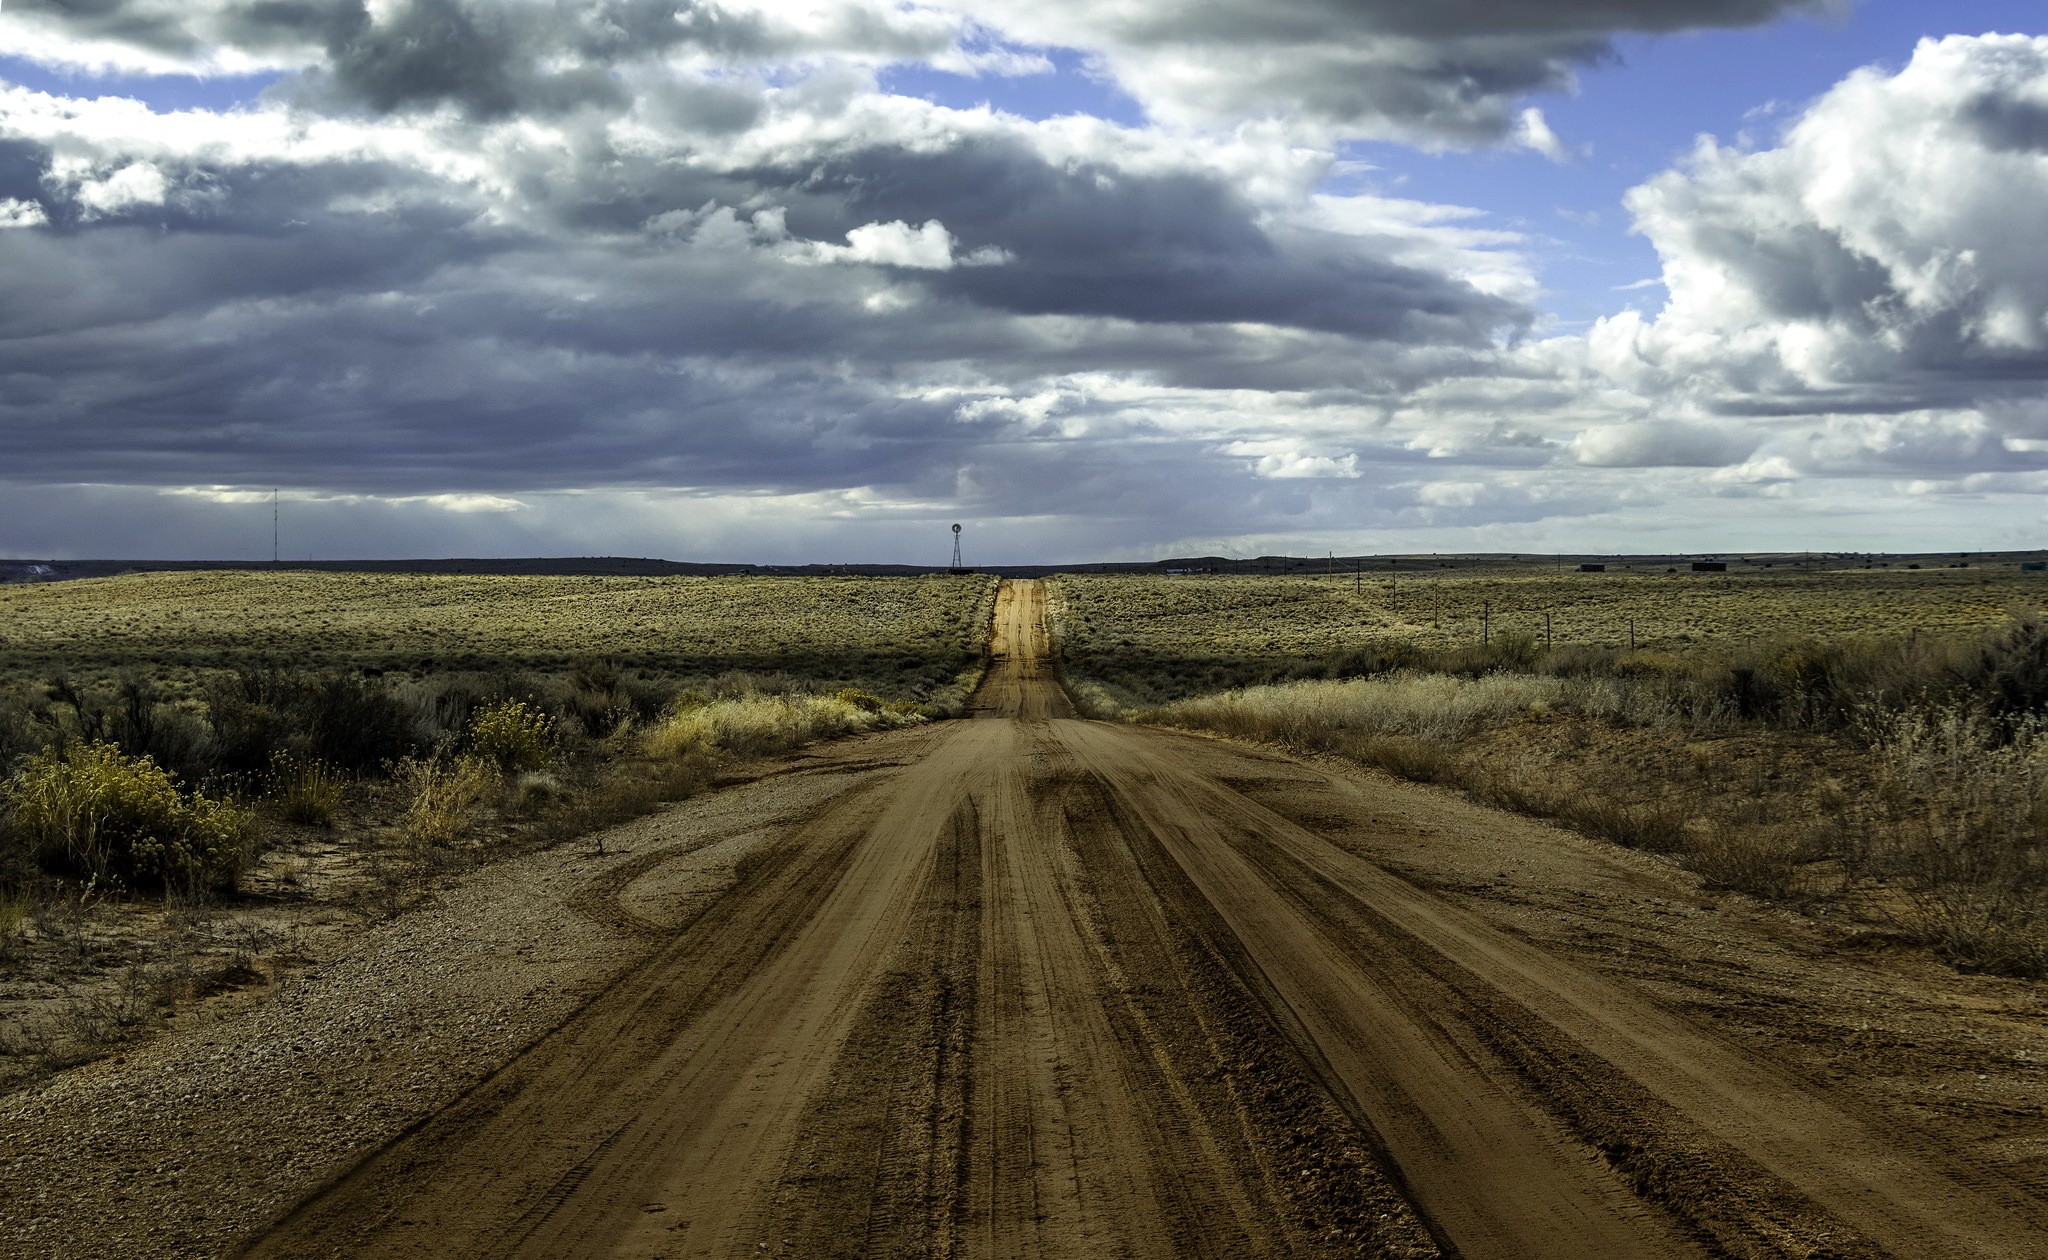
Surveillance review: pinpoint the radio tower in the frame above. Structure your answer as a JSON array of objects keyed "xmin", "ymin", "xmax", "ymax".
[{"xmin": 949, "ymin": 523, "xmax": 965, "ymax": 574}]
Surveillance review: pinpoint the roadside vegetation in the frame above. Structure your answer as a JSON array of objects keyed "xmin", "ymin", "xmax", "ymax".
[
  {"xmin": 1051, "ymin": 567, "xmax": 2048, "ymax": 977},
  {"xmin": 0, "ymin": 572, "xmax": 996, "ymax": 1085}
]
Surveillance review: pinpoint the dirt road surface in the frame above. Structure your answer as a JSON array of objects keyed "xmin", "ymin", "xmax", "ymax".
[{"xmin": 6, "ymin": 579, "xmax": 2047, "ymax": 1258}]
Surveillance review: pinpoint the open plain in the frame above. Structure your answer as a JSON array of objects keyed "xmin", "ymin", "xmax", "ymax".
[{"xmin": 2, "ymin": 579, "xmax": 2044, "ymax": 1258}]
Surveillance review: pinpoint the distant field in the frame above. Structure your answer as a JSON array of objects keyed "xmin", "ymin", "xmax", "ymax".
[
  {"xmin": 1048, "ymin": 564, "xmax": 2046, "ymax": 706},
  {"xmin": 0, "ymin": 570, "xmax": 998, "ymax": 700}
]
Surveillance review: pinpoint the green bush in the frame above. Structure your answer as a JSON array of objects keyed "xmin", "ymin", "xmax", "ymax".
[
  {"xmin": 1, "ymin": 742, "xmax": 255, "ymax": 892},
  {"xmin": 467, "ymin": 699, "xmax": 555, "ymax": 772},
  {"xmin": 208, "ymin": 669, "xmax": 427, "ymax": 774}
]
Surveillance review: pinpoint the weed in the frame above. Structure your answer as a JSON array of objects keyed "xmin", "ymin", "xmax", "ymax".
[
  {"xmin": 1857, "ymin": 706, "xmax": 2048, "ymax": 974},
  {"xmin": 394, "ymin": 755, "xmax": 500, "ymax": 849},
  {"xmin": 268, "ymin": 751, "xmax": 345, "ymax": 825},
  {"xmin": 1690, "ymin": 826, "xmax": 1802, "ymax": 900},
  {"xmin": 642, "ymin": 689, "xmax": 912, "ymax": 762}
]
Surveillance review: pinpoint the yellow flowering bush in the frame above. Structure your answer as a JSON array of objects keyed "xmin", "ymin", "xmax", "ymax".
[{"xmin": 2, "ymin": 742, "xmax": 254, "ymax": 891}]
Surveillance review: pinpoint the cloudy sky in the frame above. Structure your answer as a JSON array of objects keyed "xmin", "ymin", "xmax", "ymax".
[{"xmin": 2, "ymin": 0, "xmax": 2045, "ymax": 564}]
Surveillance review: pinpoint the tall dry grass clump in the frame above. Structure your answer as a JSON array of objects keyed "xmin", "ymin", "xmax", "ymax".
[
  {"xmin": 641, "ymin": 689, "xmax": 912, "ymax": 763},
  {"xmin": 394, "ymin": 754, "xmax": 500, "ymax": 848},
  {"xmin": 267, "ymin": 751, "xmax": 345, "ymax": 825}
]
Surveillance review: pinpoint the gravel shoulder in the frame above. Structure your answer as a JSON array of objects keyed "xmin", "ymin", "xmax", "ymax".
[{"xmin": 0, "ymin": 739, "xmax": 929, "ymax": 1259}]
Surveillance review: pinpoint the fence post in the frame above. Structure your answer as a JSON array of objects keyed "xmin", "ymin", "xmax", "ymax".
[
  {"xmin": 1545, "ymin": 611, "xmax": 1552, "ymax": 651},
  {"xmin": 1482, "ymin": 601, "xmax": 1489, "ymax": 646}
]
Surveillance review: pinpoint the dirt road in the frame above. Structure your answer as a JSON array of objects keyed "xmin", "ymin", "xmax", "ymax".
[
  {"xmin": 0, "ymin": 576, "xmax": 2029, "ymax": 1258},
  {"xmin": 217, "ymin": 580, "xmax": 2048, "ymax": 1258}
]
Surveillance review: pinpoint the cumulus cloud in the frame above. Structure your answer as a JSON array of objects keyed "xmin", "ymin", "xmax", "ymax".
[
  {"xmin": 1601, "ymin": 34, "xmax": 2048, "ymax": 404},
  {"xmin": 1483, "ymin": 32, "xmax": 2048, "ymax": 512}
]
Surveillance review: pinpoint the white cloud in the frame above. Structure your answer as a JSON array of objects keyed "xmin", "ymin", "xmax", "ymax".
[
  {"xmin": 0, "ymin": 197, "xmax": 46, "ymax": 228},
  {"xmin": 1512, "ymin": 107, "xmax": 1572, "ymax": 162},
  {"xmin": 69, "ymin": 159, "xmax": 171, "ymax": 217},
  {"xmin": 1611, "ymin": 34, "xmax": 2048, "ymax": 399}
]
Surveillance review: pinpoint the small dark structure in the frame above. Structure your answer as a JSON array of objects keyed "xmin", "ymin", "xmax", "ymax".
[
  {"xmin": 1577, "ymin": 563, "xmax": 1606, "ymax": 573},
  {"xmin": 2023, "ymin": 561, "xmax": 2047, "ymax": 572},
  {"xmin": 1691, "ymin": 561, "xmax": 1727, "ymax": 572}
]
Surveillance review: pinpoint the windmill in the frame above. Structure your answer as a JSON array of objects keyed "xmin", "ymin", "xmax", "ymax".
[{"xmin": 949, "ymin": 523, "xmax": 965, "ymax": 574}]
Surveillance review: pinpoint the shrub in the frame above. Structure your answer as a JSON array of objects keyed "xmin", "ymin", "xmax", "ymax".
[
  {"xmin": 1859, "ymin": 706, "xmax": 2048, "ymax": 975},
  {"xmin": 207, "ymin": 669, "xmax": 428, "ymax": 774},
  {"xmin": 467, "ymin": 698, "xmax": 555, "ymax": 772},
  {"xmin": 394, "ymin": 755, "xmax": 499, "ymax": 848},
  {"xmin": 204, "ymin": 672, "xmax": 297, "ymax": 775},
  {"xmin": 268, "ymin": 751, "xmax": 345, "ymax": 825},
  {"xmin": 0, "ymin": 742, "xmax": 255, "ymax": 892},
  {"xmin": 1689, "ymin": 826, "xmax": 1801, "ymax": 900},
  {"xmin": 302, "ymin": 673, "xmax": 430, "ymax": 770},
  {"xmin": 834, "ymin": 688, "xmax": 885, "ymax": 714}
]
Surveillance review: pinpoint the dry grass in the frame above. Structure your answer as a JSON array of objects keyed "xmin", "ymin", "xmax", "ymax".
[
  {"xmin": 1053, "ymin": 564, "xmax": 2036, "ymax": 662},
  {"xmin": 0, "ymin": 571, "xmax": 998, "ymax": 697},
  {"xmin": 393, "ymin": 755, "xmax": 501, "ymax": 849},
  {"xmin": 1853, "ymin": 708, "xmax": 2048, "ymax": 974},
  {"xmin": 1097, "ymin": 589, "xmax": 2048, "ymax": 975},
  {"xmin": 641, "ymin": 689, "xmax": 917, "ymax": 762},
  {"xmin": 267, "ymin": 752, "xmax": 345, "ymax": 825}
]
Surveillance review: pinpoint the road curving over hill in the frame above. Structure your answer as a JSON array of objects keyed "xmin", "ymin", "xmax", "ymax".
[{"xmin": 239, "ymin": 579, "xmax": 2048, "ymax": 1259}]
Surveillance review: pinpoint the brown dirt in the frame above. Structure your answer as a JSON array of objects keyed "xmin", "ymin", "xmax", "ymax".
[{"xmin": 4, "ymin": 579, "xmax": 2045, "ymax": 1257}]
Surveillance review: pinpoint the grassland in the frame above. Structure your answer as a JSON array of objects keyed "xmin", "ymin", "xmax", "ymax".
[
  {"xmin": 1049, "ymin": 564, "xmax": 2048, "ymax": 976},
  {"xmin": 0, "ymin": 570, "xmax": 995, "ymax": 697},
  {"xmin": 1050, "ymin": 564, "xmax": 2041, "ymax": 710},
  {"xmin": 0, "ymin": 571, "xmax": 997, "ymax": 1085}
]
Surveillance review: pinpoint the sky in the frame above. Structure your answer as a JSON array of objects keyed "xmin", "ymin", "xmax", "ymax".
[{"xmin": 1, "ymin": 1, "xmax": 2046, "ymax": 565}]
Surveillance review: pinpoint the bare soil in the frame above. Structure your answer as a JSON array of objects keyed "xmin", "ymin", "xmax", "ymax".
[{"xmin": 3, "ymin": 580, "xmax": 2044, "ymax": 1258}]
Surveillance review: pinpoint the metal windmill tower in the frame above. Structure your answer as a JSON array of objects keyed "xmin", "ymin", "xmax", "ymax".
[{"xmin": 949, "ymin": 523, "xmax": 965, "ymax": 574}]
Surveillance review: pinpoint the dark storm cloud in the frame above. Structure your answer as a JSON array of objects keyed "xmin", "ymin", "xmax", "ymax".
[
  {"xmin": 0, "ymin": 52, "xmax": 1533, "ymax": 502},
  {"xmin": 0, "ymin": 0, "xmax": 1900, "ymax": 562},
  {"xmin": 967, "ymin": 0, "xmax": 1836, "ymax": 140},
  {"xmin": 748, "ymin": 137, "xmax": 1524, "ymax": 343},
  {"xmin": 7, "ymin": 0, "xmax": 1834, "ymax": 140},
  {"xmin": 1093, "ymin": 0, "xmax": 1833, "ymax": 44}
]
